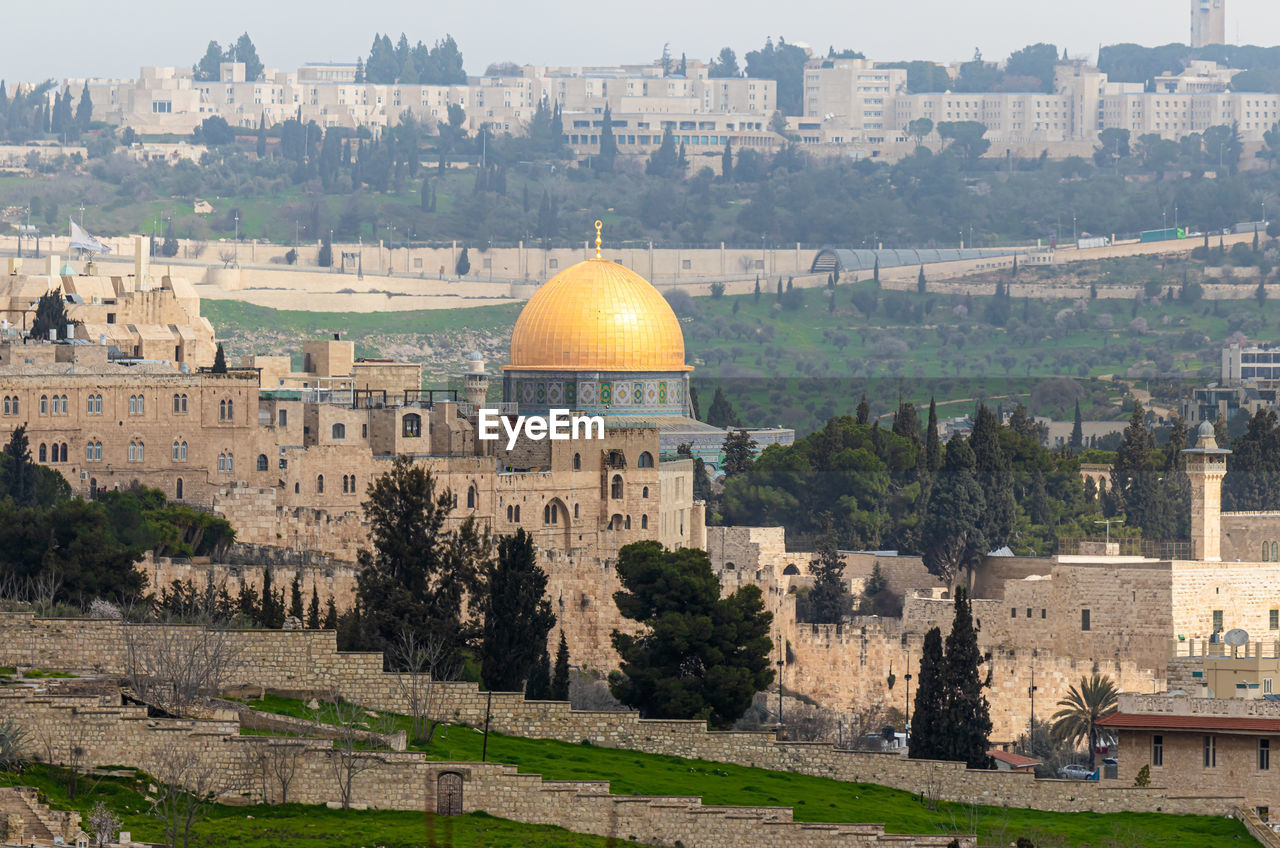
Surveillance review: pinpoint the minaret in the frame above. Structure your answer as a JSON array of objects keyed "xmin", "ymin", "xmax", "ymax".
[
  {"xmin": 464, "ymin": 351, "xmax": 489, "ymax": 408},
  {"xmin": 1183, "ymin": 421, "xmax": 1230, "ymax": 561}
]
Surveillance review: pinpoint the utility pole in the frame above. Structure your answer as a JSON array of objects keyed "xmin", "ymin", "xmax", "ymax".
[
  {"xmin": 776, "ymin": 635, "xmax": 784, "ymax": 734},
  {"xmin": 233, "ymin": 213, "xmax": 240, "ymax": 268},
  {"xmin": 904, "ymin": 658, "xmax": 913, "ymax": 748}
]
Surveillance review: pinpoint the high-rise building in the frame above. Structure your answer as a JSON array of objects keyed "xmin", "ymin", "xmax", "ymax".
[{"xmin": 1191, "ymin": 0, "xmax": 1226, "ymax": 48}]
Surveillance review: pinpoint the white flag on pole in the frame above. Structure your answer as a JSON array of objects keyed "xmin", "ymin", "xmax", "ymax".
[{"xmin": 69, "ymin": 220, "xmax": 112, "ymax": 254}]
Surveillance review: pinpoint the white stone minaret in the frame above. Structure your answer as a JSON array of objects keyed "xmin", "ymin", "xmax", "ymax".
[
  {"xmin": 463, "ymin": 351, "xmax": 489, "ymax": 408},
  {"xmin": 1184, "ymin": 420, "xmax": 1230, "ymax": 561}
]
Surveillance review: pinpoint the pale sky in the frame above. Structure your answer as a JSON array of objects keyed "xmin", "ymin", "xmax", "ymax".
[{"xmin": 4, "ymin": 0, "xmax": 1280, "ymax": 83}]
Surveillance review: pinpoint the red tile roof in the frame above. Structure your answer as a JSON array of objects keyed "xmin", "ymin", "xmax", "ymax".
[
  {"xmin": 987, "ymin": 749, "xmax": 1040, "ymax": 768},
  {"xmin": 1099, "ymin": 712, "xmax": 1280, "ymax": 733}
]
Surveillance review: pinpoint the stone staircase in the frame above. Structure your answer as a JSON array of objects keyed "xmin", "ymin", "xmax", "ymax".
[{"xmin": 0, "ymin": 786, "xmax": 70, "ymax": 845}]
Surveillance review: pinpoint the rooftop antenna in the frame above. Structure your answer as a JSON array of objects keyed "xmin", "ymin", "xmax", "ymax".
[{"xmin": 1094, "ymin": 518, "xmax": 1123, "ymax": 545}]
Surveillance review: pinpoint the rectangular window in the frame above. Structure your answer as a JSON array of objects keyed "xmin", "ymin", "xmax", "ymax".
[
  {"xmin": 1012, "ymin": 608, "xmax": 1018, "ymax": 618},
  {"xmin": 1081, "ymin": 609, "xmax": 1091, "ymax": 631},
  {"xmin": 1263, "ymin": 739, "xmax": 1272, "ymax": 771},
  {"xmin": 1041, "ymin": 609, "xmax": 1047, "ymax": 619},
  {"xmin": 1267, "ymin": 678, "xmax": 1274, "ymax": 695},
  {"xmin": 1027, "ymin": 608, "xmax": 1032, "ymax": 618},
  {"xmin": 1213, "ymin": 610, "xmax": 1224, "ymax": 632},
  {"xmin": 1204, "ymin": 735, "xmax": 1216, "ymax": 768},
  {"xmin": 1152, "ymin": 734, "xmax": 1163, "ymax": 767},
  {"xmin": 1270, "ymin": 609, "xmax": 1278, "ymax": 630}
]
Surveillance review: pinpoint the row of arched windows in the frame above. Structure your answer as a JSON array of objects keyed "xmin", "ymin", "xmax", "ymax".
[
  {"xmin": 572, "ymin": 450, "xmax": 654, "ymax": 470},
  {"xmin": 128, "ymin": 395, "xmax": 145, "ymax": 414},
  {"xmin": 85, "ymin": 441, "xmax": 102, "ymax": 462},
  {"xmin": 172, "ymin": 393, "xmax": 188, "ymax": 413},
  {"xmin": 2, "ymin": 396, "xmax": 18, "ymax": 415},
  {"xmin": 172, "ymin": 441, "xmax": 188, "ymax": 461},
  {"xmin": 40, "ymin": 394, "xmax": 69, "ymax": 415},
  {"xmin": 608, "ymin": 514, "xmax": 648, "ymax": 530},
  {"xmin": 1263, "ymin": 542, "xmax": 1280, "ymax": 562},
  {"xmin": 506, "ymin": 505, "xmax": 521, "ymax": 522},
  {"xmin": 128, "ymin": 441, "xmax": 145, "ymax": 462},
  {"xmin": 86, "ymin": 393, "xmax": 102, "ymax": 414},
  {"xmin": 38, "ymin": 443, "xmax": 68, "ymax": 463},
  {"xmin": 219, "ymin": 399, "xmax": 235, "ymax": 420},
  {"xmin": 342, "ymin": 474, "xmax": 358, "ymax": 493},
  {"xmin": 217, "ymin": 452, "xmax": 234, "ymax": 472}
]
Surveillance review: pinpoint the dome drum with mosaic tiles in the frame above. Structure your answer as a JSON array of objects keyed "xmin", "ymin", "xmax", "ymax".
[{"xmin": 503, "ymin": 222, "xmax": 692, "ymax": 417}]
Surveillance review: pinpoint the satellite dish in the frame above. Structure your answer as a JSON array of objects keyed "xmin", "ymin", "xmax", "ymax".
[{"xmin": 1224, "ymin": 628, "xmax": 1250, "ymax": 647}]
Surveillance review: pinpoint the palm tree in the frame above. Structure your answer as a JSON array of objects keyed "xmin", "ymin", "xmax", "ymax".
[{"xmin": 1050, "ymin": 674, "xmax": 1119, "ymax": 769}]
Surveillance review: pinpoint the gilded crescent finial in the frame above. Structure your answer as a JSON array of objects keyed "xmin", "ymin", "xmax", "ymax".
[{"xmin": 594, "ymin": 220, "xmax": 603, "ymax": 259}]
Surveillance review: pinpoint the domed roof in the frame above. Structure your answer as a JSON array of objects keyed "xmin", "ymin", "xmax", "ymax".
[
  {"xmin": 1198, "ymin": 420, "xmax": 1216, "ymax": 438},
  {"xmin": 506, "ymin": 253, "xmax": 690, "ymax": 373}
]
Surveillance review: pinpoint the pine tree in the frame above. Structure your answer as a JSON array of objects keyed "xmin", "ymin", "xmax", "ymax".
[
  {"xmin": 212, "ymin": 343, "xmax": 227, "ymax": 373},
  {"xmin": 551, "ymin": 631, "xmax": 571, "ymax": 701},
  {"xmin": 1070, "ymin": 400, "xmax": 1084, "ymax": 449},
  {"xmin": 706, "ymin": 386, "xmax": 742, "ymax": 428},
  {"xmin": 307, "ymin": 585, "xmax": 321, "ymax": 629},
  {"xmin": 290, "ymin": 574, "xmax": 304, "ymax": 621},
  {"xmin": 29, "ymin": 288, "xmax": 69, "ymax": 340},
  {"xmin": 803, "ymin": 521, "xmax": 848, "ymax": 624},
  {"xmin": 1, "ymin": 425, "xmax": 37, "ymax": 506},
  {"xmin": 941, "ymin": 586, "xmax": 992, "ymax": 768},
  {"xmin": 721, "ymin": 429, "xmax": 757, "ymax": 477}
]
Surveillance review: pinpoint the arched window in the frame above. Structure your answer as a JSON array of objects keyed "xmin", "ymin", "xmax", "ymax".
[
  {"xmin": 348, "ymin": 475, "xmax": 356, "ymax": 494},
  {"xmin": 181, "ymin": 394, "xmax": 188, "ymax": 412},
  {"xmin": 574, "ymin": 503, "xmax": 579, "ymax": 519},
  {"xmin": 403, "ymin": 413, "xmax": 422, "ymax": 438},
  {"xmin": 783, "ymin": 564, "xmax": 801, "ymax": 575},
  {"xmin": 545, "ymin": 503, "xmax": 558, "ymax": 524},
  {"xmin": 128, "ymin": 442, "xmax": 136, "ymax": 462},
  {"xmin": 610, "ymin": 514, "xmax": 623, "ymax": 530},
  {"xmin": 86, "ymin": 443, "xmax": 95, "ymax": 462},
  {"xmin": 467, "ymin": 486, "xmax": 476, "ymax": 509},
  {"xmin": 173, "ymin": 441, "xmax": 182, "ymax": 461},
  {"xmin": 294, "ymin": 482, "xmax": 300, "ymax": 493},
  {"xmin": 642, "ymin": 486, "xmax": 649, "ymax": 498},
  {"xmin": 1274, "ymin": 542, "xmax": 1279, "ymax": 563},
  {"xmin": 132, "ymin": 395, "xmax": 139, "ymax": 414},
  {"xmin": 92, "ymin": 441, "xmax": 101, "ymax": 461},
  {"xmin": 641, "ymin": 514, "xmax": 648, "ymax": 530},
  {"xmin": 611, "ymin": 475, "xmax": 623, "ymax": 499},
  {"xmin": 38, "ymin": 443, "xmax": 46, "ymax": 462},
  {"xmin": 218, "ymin": 453, "xmax": 226, "ymax": 472},
  {"xmin": 331, "ymin": 423, "xmax": 346, "ymax": 440},
  {"xmin": 180, "ymin": 442, "xmax": 187, "ymax": 461},
  {"xmin": 1265, "ymin": 543, "xmax": 1271, "ymax": 562},
  {"xmin": 317, "ymin": 474, "xmax": 325, "ymax": 494},
  {"xmin": 573, "ymin": 453, "xmax": 581, "ymax": 470},
  {"xmin": 257, "ymin": 454, "xmax": 268, "ymax": 471},
  {"xmin": 514, "ymin": 505, "xmax": 521, "ymax": 522},
  {"xmin": 225, "ymin": 453, "xmax": 232, "ymax": 472},
  {"xmin": 638, "ymin": 451, "xmax": 654, "ymax": 468},
  {"xmin": 175, "ymin": 478, "xmax": 183, "ymax": 500},
  {"xmin": 226, "ymin": 399, "xmax": 233, "ymax": 419},
  {"xmin": 3, "ymin": 396, "xmax": 9, "ymax": 415},
  {"xmin": 219, "ymin": 399, "xmax": 226, "ymax": 419},
  {"xmin": 39, "ymin": 395, "xmax": 47, "ymax": 415},
  {"xmin": 11, "ymin": 397, "xmax": 17, "ymax": 416},
  {"xmin": 173, "ymin": 393, "xmax": 182, "ymax": 413},
  {"xmin": 624, "ymin": 515, "xmax": 632, "ymax": 530},
  {"xmin": 507, "ymin": 505, "xmax": 513, "ymax": 521}
]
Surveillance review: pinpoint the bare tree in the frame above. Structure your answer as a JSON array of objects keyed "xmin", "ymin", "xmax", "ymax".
[
  {"xmin": 189, "ymin": 241, "xmax": 207, "ymax": 259},
  {"xmin": 149, "ymin": 742, "xmax": 225, "ymax": 848},
  {"xmin": 88, "ymin": 800, "xmax": 122, "ymax": 848},
  {"xmin": 390, "ymin": 627, "xmax": 459, "ymax": 745},
  {"xmin": 316, "ymin": 694, "xmax": 384, "ymax": 810},
  {"xmin": 253, "ymin": 739, "xmax": 304, "ymax": 804},
  {"xmin": 122, "ymin": 622, "xmax": 242, "ymax": 713},
  {"xmin": 217, "ymin": 247, "xmax": 236, "ymax": 268}
]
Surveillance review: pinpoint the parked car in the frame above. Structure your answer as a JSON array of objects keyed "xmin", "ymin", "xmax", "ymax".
[{"xmin": 1058, "ymin": 764, "xmax": 1096, "ymax": 780}]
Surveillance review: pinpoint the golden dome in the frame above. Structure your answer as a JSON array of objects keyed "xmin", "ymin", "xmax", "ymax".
[{"xmin": 505, "ymin": 256, "xmax": 691, "ymax": 372}]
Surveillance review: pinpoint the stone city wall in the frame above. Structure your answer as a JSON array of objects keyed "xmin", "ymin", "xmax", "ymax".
[
  {"xmin": 4, "ymin": 687, "xmax": 971, "ymax": 848},
  {"xmin": 0, "ymin": 614, "xmax": 1218, "ymax": 817}
]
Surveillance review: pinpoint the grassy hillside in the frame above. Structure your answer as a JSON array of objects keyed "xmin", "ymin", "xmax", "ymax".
[
  {"xmin": 5, "ymin": 763, "xmax": 645, "ymax": 848},
  {"xmin": 242, "ymin": 695, "xmax": 1254, "ymax": 848}
]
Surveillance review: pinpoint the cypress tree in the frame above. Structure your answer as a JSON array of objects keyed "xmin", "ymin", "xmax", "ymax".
[
  {"xmin": 212, "ymin": 343, "xmax": 228, "ymax": 373},
  {"xmin": 721, "ymin": 139, "xmax": 733, "ymax": 180},
  {"xmin": 307, "ymin": 585, "xmax": 321, "ymax": 629},
  {"xmin": 323, "ymin": 595, "xmax": 338, "ymax": 629},
  {"xmin": 1, "ymin": 425, "xmax": 37, "ymax": 506},
  {"xmin": 551, "ymin": 631, "xmax": 571, "ymax": 700},
  {"xmin": 941, "ymin": 586, "xmax": 992, "ymax": 768},
  {"xmin": 1070, "ymin": 400, "xmax": 1084, "ymax": 449},
  {"xmin": 917, "ymin": 265, "xmax": 926, "ymax": 294},
  {"xmin": 969, "ymin": 405, "xmax": 1015, "ymax": 549},
  {"xmin": 525, "ymin": 650, "xmax": 552, "ymax": 700},
  {"xmin": 925, "ymin": 397, "xmax": 942, "ymax": 473},
  {"xmin": 753, "ymin": 276, "xmax": 761, "ymax": 303},
  {"xmin": 908, "ymin": 627, "xmax": 946, "ymax": 760},
  {"xmin": 481, "ymin": 529, "xmax": 557, "ymax": 692},
  {"xmin": 855, "ymin": 395, "xmax": 870, "ymax": 427},
  {"xmin": 290, "ymin": 574, "xmax": 304, "ymax": 621}
]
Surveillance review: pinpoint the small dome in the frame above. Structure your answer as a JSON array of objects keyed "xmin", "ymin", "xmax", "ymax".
[
  {"xmin": 1198, "ymin": 420, "xmax": 1216, "ymax": 438},
  {"xmin": 60, "ymin": 263, "xmax": 76, "ymax": 276},
  {"xmin": 468, "ymin": 351, "xmax": 484, "ymax": 361}
]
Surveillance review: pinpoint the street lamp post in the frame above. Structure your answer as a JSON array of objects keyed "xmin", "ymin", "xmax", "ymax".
[
  {"xmin": 78, "ymin": 205, "xmax": 85, "ymax": 227},
  {"xmin": 776, "ymin": 635, "xmax": 784, "ymax": 733},
  {"xmin": 233, "ymin": 213, "xmax": 240, "ymax": 268},
  {"xmin": 1072, "ymin": 215, "xmax": 1077, "ymax": 244},
  {"xmin": 1029, "ymin": 649, "xmax": 1038, "ymax": 747},
  {"xmin": 904, "ymin": 664, "xmax": 913, "ymax": 748}
]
